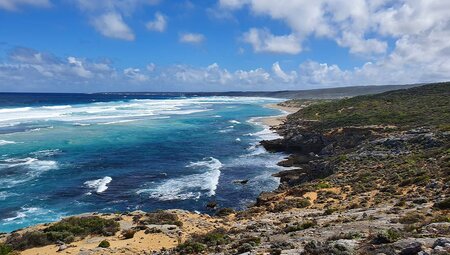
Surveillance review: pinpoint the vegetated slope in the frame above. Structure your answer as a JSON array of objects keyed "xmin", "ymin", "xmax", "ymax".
[{"xmin": 288, "ymin": 82, "xmax": 450, "ymax": 130}]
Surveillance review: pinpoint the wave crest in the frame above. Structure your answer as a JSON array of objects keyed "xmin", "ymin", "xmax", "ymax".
[
  {"xmin": 84, "ymin": 176, "xmax": 112, "ymax": 194},
  {"xmin": 138, "ymin": 157, "xmax": 222, "ymax": 201}
]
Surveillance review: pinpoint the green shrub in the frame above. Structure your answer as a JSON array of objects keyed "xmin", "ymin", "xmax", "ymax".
[
  {"xmin": 328, "ymin": 231, "xmax": 362, "ymax": 241},
  {"xmin": 285, "ymin": 220, "xmax": 317, "ymax": 233},
  {"xmin": 98, "ymin": 240, "xmax": 110, "ymax": 248},
  {"xmin": 323, "ymin": 207, "xmax": 337, "ymax": 215},
  {"xmin": 273, "ymin": 198, "xmax": 311, "ymax": 212},
  {"xmin": 143, "ymin": 211, "xmax": 183, "ymax": 227},
  {"xmin": 398, "ymin": 212, "xmax": 425, "ymax": 224},
  {"xmin": 6, "ymin": 216, "xmax": 119, "ymax": 250},
  {"xmin": 192, "ymin": 228, "xmax": 229, "ymax": 246},
  {"xmin": 176, "ymin": 241, "xmax": 206, "ymax": 254},
  {"xmin": 0, "ymin": 243, "xmax": 13, "ymax": 255},
  {"xmin": 315, "ymin": 182, "xmax": 332, "ymax": 189},
  {"xmin": 45, "ymin": 216, "xmax": 119, "ymax": 236},
  {"xmin": 372, "ymin": 228, "xmax": 401, "ymax": 244}
]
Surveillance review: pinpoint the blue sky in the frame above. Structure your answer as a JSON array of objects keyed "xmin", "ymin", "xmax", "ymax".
[{"xmin": 0, "ymin": 0, "xmax": 449, "ymax": 92}]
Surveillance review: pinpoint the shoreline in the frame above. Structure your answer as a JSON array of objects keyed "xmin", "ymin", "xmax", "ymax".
[{"xmin": 259, "ymin": 103, "xmax": 300, "ymax": 127}]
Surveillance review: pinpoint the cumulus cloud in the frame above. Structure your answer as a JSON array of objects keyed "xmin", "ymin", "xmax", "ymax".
[
  {"xmin": 0, "ymin": 0, "xmax": 51, "ymax": 11},
  {"xmin": 221, "ymin": 0, "xmax": 450, "ymax": 59},
  {"xmin": 179, "ymin": 33, "xmax": 205, "ymax": 44},
  {"xmin": 146, "ymin": 12, "xmax": 167, "ymax": 32},
  {"xmin": 243, "ymin": 28, "xmax": 301, "ymax": 54},
  {"xmin": 91, "ymin": 12, "xmax": 135, "ymax": 41},
  {"xmin": 0, "ymin": 47, "xmax": 117, "ymax": 91},
  {"xmin": 272, "ymin": 62, "xmax": 297, "ymax": 82},
  {"xmin": 2, "ymin": 44, "xmax": 450, "ymax": 92},
  {"xmin": 74, "ymin": 0, "xmax": 161, "ymax": 40},
  {"xmin": 123, "ymin": 68, "xmax": 149, "ymax": 82}
]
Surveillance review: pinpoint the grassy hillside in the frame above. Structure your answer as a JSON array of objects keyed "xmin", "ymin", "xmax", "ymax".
[{"xmin": 288, "ymin": 82, "xmax": 450, "ymax": 130}]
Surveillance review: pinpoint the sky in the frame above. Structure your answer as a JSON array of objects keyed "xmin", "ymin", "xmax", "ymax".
[{"xmin": 0, "ymin": 0, "xmax": 449, "ymax": 92}]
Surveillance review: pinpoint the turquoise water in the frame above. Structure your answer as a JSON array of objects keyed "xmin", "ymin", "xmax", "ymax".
[{"xmin": 0, "ymin": 96, "xmax": 286, "ymax": 232}]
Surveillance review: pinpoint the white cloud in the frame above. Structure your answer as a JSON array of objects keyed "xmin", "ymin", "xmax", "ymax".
[
  {"xmin": 124, "ymin": 68, "xmax": 149, "ymax": 82},
  {"xmin": 272, "ymin": 62, "xmax": 297, "ymax": 82},
  {"xmin": 222, "ymin": 0, "xmax": 450, "ymax": 59},
  {"xmin": 243, "ymin": 28, "xmax": 301, "ymax": 54},
  {"xmin": 74, "ymin": 0, "xmax": 161, "ymax": 40},
  {"xmin": 2, "ymin": 45, "xmax": 450, "ymax": 92},
  {"xmin": 219, "ymin": 0, "xmax": 248, "ymax": 9},
  {"xmin": 67, "ymin": 57, "xmax": 93, "ymax": 78},
  {"xmin": 0, "ymin": 47, "xmax": 117, "ymax": 92},
  {"xmin": 74, "ymin": 0, "xmax": 160, "ymax": 14},
  {"xmin": 146, "ymin": 63, "xmax": 156, "ymax": 72},
  {"xmin": 0, "ymin": 0, "xmax": 51, "ymax": 11},
  {"xmin": 179, "ymin": 33, "xmax": 205, "ymax": 44},
  {"xmin": 92, "ymin": 12, "xmax": 135, "ymax": 41},
  {"xmin": 146, "ymin": 12, "xmax": 167, "ymax": 32}
]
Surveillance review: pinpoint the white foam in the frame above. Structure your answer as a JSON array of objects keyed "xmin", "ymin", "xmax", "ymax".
[
  {"xmin": 0, "ymin": 140, "xmax": 15, "ymax": 146},
  {"xmin": 235, "ymin": 138, "xmax": 241, "ymax": 142},
  {"xmin": 0, "ymin": 96, "xmax": 281, "ymax": 128},
  {"xmin": 0, "ymin": 107, "xmax": 31, "ymax": 113},
  {"xmin": 1, "ymin": 157, "xmax": 58, "ymax": 171},
  {"xmin": 0, "ymin": 191, "xmax": 17, "ymax": 200},
  {"xmin": 84, "ymin": 176, "xmax": 112, "ymax": 193},
  {"xmin": 246, "ymin": 117, "xmax": 282, "ymax": 140},
  {"xmin": 229, "ymin": 120, "xmax": 241, "ymax": 124},
  {"xmin": 100, "ymin": 119, "xmax": 140, "ymax": 125},
  {"xmin": 31, "ymin": 149, "xmax": 61, "ymax": 157},
  {"xmin": 42, "ymin": 105, "xmax": 72, "ymax": 110},
  {"xmin": 137, "ymin": 157, "xmax": 222, "ymax": 201},
  {"xmin": 0, "ymin": 157, "xmax": 58, "ymax": 188},
  {"xmin": 1, "ymin": 207, "xmax": 56, "ymax": 225}
]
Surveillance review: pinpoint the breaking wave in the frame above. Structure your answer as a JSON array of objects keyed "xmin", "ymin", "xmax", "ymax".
[
  {"xmin": 137, "ymin": 157, "xmax": 222, "ymax": 201},
  {"xmin": 84, "ymin": 176, "xmax": 112, "ymax": 194}
]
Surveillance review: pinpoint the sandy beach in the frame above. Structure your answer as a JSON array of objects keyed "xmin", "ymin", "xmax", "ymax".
[{"xmin": 260, "ymin": 103, "xmax": 301, "ymax": 127}]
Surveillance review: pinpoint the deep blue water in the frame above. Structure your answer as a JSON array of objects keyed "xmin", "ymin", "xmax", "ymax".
[{"xmin": 0, "ymin": 94, "xmax": 286, "ymax": 232}]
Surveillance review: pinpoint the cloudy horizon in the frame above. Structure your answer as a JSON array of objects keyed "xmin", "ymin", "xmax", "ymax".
[{"xmin": 1, "ymin": 0, "xmax": 449, "ymax": 92}]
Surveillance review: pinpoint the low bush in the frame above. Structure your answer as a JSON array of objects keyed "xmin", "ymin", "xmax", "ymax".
[
  {"xmin": 372, "ymin": 228, "xmax": 401, "ymax": 244},
  {"xmin": 143, "ymin": 211, "xmax": 183, "ymax": 227},
  {"xmin": 285, "ymin": 220, "xmax": 317, "ymax": 233},
  {"xmin": 5, "ymin": 216, "xmax": 119, "ymax": 250},
  {"xmin": 0, "ymin": 243, "xmax": 13, "ymax": 255},
  {"xmin": 328, "ymin": 231, "xmax": 362, "ymax": 241},
  {"xmin": 176, "ymin": 241, "xmax": 206, "ymax": 254},
  {"xmin": 398, "ymin": 212, "xmax": 425, "ymax": 224},
  {"xmin": 98, "ymin": 240, "xmax": 110, "ymax": 248},
  {"xmin": 45, "ymin": 216, "xmax": 119, "ymax": 237}
]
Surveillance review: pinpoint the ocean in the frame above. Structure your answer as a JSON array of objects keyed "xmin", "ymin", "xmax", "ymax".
[{"xmin": 0, "ymin": 94, "xmax": 287, "ymax": 232}]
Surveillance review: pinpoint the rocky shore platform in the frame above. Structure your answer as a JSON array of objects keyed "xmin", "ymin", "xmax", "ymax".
[{"xmin": 1, "ymin": 82, "xmax": 449, "ymax": 255}]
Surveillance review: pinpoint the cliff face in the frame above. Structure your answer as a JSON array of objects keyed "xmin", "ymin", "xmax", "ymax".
[{"xmin": 1, "ymin": 83, "xmax": 449, "ymax": 255}]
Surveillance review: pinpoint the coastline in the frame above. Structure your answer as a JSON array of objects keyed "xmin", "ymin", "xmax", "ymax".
[
  {"xmin": 259, "ymin": 103, "xmax": 300, "ymax": 127},
  {"xmin": 0, "ymin": 101, "xmax": 298, "ymax": 254}
]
